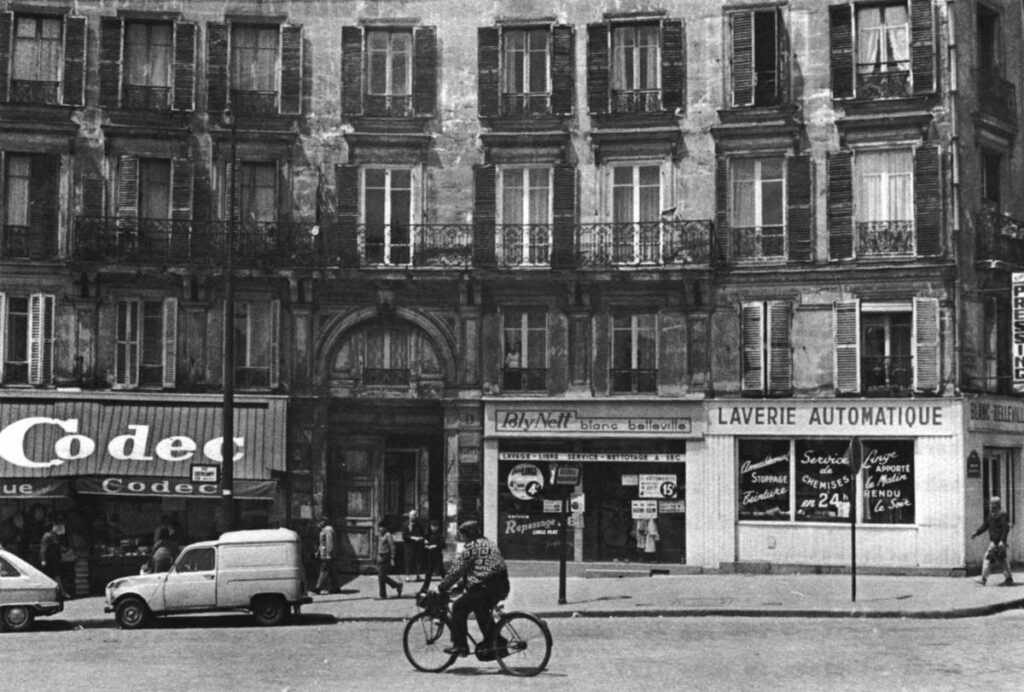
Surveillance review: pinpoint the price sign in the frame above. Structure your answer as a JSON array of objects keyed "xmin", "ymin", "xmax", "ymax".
[{"xmin": 639, "ymin": 474, "xmax": 677, "ymax": 499}]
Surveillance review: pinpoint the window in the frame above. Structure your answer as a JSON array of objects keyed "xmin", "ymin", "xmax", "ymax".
[
  {"xmin": 231, "ymin": 25, "xmax": 278, "ymax": 111},
  {"xmin": 367, "ymin": 29, "xmax": 412, "ymax": 115},
  {"xmin": 2, "ymin": 155, "xmax": 30, "ymax": 258},
  {"xmin": 982, "ymin": 297, "xmax": 1010, "ymax": 394},
  {"xmin": 0, "ymin": 293, "xmax": 54, "ymax": 385},
  {"xmin": 982, "ymin": 448, "xmax": 1016, "ymax": 525},
  {"xmin": 231, "ymin": 299, "xmax": 279, "ymax": 389},
  {"xmin": 611, "ymin": 313, "xmax": 657, "ymax": 393},
  {"xmin": 730, "ymin": 8, "xmax": 785, "ymax": 107},
  {"xmin": 1, "ymin": 296, "xmax": 29, "ymax": 383},
  {"xmin": 611, "ymin": 24, "xmax": 660, "ymax": 112},
  {"xmin": 115, "ymin": 298, "xmax": 176, "ymax": 388},
  {"xmin": 12, "ymin": 15, "xmax": 62, "ymax": 103},
  {"xmin": 344, "ymin": 25, "xmax": 435, "ymax": 118},
  {"xmin": 981, "ymin": 150, "xmax": 1001, "ymax": 211},
  {"xmin": 861, "ymin": 312, "xmax": 912, "ymax": 394},
  {"xmin": 122, "ymin": 22, "xmax": 172, "ymax": 109},
  {"xmin": 612, "ymin": 164, "xmax": 661, "ymax": 264},
  {"xmin": 176, "ymin": 547, "xmax": 215, "ymax": 572},
  {"xmin": 364, "ymin": 168, "xmax": 412, "ymax": 265},
  {"xmin": 364, "ymin": 326, "xmax": 410, "ymax": 386},
  {"xmin": 854, "ymin": 149, "xmax": 914, "ymax": 256},
  {"xmin": 738, "ymin": 439, "xmax": 791, "ymax": 520},
  {"xmin": 730, "ymin": 157, "xmax": 785, "ymax": 260},
  {"xmin": 500, "ymin": 168, "xmax": 551, "ymax": 266},
  {"xmin": 502, "ymin": 309, "xmax": 547, "ymax": 391},
  {"xmin": 139, "ymin": 159, "xmax": 171, "ymax": 220},
  {"xmin": 977, "ymin": 5, "xmax": 1000, "ymax": 74},
  {"xmin": 741, "ymin": 302, "xmax": 791, "ymax": 396},
  {"xmin": 238, "ymin": 162, "xmax": 277, "ymax": 226},
  {"xmin": 856, "ymin": 5, "xmax": 909, "ymax": 97},
  {"xmin": 587, "ymin": 19, "xmax": 683, "ymax": 115},
  {"xmin": 502, "ymin": 29, "xmax": 549, "ymax": 115}
]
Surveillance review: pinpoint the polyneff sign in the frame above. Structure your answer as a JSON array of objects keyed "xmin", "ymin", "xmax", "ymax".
[{"xmin": 1015, "ymin": 272, "xmax": 1024, "ymax": 393}]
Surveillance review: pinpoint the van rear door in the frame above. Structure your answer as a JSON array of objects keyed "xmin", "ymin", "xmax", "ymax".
[{"xmin": 162, "ymin": 546, "xmax": 217, "ymax": 610}]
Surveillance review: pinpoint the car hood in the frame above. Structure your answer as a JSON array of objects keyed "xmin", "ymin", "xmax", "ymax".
[{"xmin": 107, "ymin": 572, "xmax": 165, "ymax": 595}]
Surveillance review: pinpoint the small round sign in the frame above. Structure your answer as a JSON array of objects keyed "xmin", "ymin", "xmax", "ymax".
[
  {"xmin": 507, "ymin": 463, "xmax": 545, "ymax": 501},
  {"xmin": 660, "ymin": 481, "xmax": 677, "ymax": 498}
]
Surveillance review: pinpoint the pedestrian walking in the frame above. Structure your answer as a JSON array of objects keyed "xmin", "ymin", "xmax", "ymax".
[
  {"xmin": 972, "ymin": 496, "xmax": 1015, "ymax": 586},
  {"xmin": 419, "ymin": 517, "xmax": 445, "ymax": 594},
  {"xmin": 402, "ymin": 509, "xmax": 425, "ymax": 581},
  {"xmin": 39, "ymin": 520, "xmax": 70, "ymax": 599},
  {"xmin": 376, "ymin": 522, "xmax": 403, "ymax": 599},
  {"xmin": 314, "ymin": 516, "xmax": 340, "ymax": 594}
]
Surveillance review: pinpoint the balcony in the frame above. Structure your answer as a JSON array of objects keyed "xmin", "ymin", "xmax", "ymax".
[
  {"xmin": 10, "ymin": 79, "xmax": 60, "ymax": 105},
  {"xmin": 361, "ymin": 224, "xmax": 474, "ymax": 268},
  {"xmin": 856, "ymin": 220, "xmax": 914, "ymax": 257},
  {"xmin": 611, "ymin": 89, "xmax": 662, "ymax": 113},
  {"xmin": 862, "ymin": 355, "xmax": 912, "ymax": 396},
  {"xmin": 502, "ymin": 367, "xmax": 547, "ymax": 392},
  {"xmin": 364, "ymin": 94, "xmax": 414, "ymax": 118},
  {"xmin": 976, "ymin": 211, "xmax": 1024, "ymax": 267},
  {"xmin": 856, "ymin": 64, "xmax": 910, "ymax": 99},
  {"xmin": 610, "ymin": 368, "xmax": 657, "ymax": 393},
  {"xmin": 977, "ymin": 69, "xmax": 1018, "ymax": 129},
  {"xmin": 122, "ymin": 85, "xmax": 172, "ymax": 111},
  {"xmin": 500, "ymin": 92, "xmax": 552, "ymax": 117},
  {"xmin": 576, "ymin": 220, "xmax": 712, "ymax": 268},
  {"xmin": 500, "ymin": 225, "xmax": 551, "ymax": 267},
  {"xmin": 731, "ymin": 225, "xmax": 785, "ymax": 261}
]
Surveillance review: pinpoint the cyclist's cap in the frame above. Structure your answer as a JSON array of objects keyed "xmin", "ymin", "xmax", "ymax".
[{"xmin": 458, "ymin": 520, "xmax": 480, "ymax": 535}]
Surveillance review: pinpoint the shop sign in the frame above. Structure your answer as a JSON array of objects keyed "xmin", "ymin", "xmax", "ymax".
[
  {"xmin": 78, "ymin": 475, "xmax": 220, "ymax": 498},
  {"xmin": 553, "ymin": 465, "xmax": 580, "ymax": 485},
  {"xmin": 710, "ymin": 402, "xmax": 954, "ymax": 435},
  {"xmin": 500, "ymin": 452, "xmax": 683, "ymax": 463},
  {"xmin": 967, "ymin": 398, "xmax": 1024, "ymax": 431},
  {"xmin": 569, "ymin": 493, "xmax": 585, "ymax": 513},
  {"xmin": 495, "ymin": 410, "xmax": 692, "ymax": 435},
  {"xmin": 659, "ymin": 500, "xmax": 685, "ymax": 514},
  {"xmin": 507, "ymin": 463, "xmax": 545, "ymax": 500},
  {"xmin": 191, "ymin": 464, "xmax": 219, "ymax": 483},
  {"xmin": 568, "ymin": 514, "xmax": 583, "ymax": 528},
  {"xmin": 542, "ymin": 500, "xmax": 563, "ymax": 513},
  {"xmin": 0, "ymin": 478, "xmax": 69, "ymax": 498},
  {"xmin": 621, "ymin": 474, "xmax": 639, "ymax": 486},
  {"xmin": 503, "ymin": 514, "xmax": 559, "ymax": 537},
  {"xmin": 639, "ymin": 474, "xmax": 677, "ymax": 499},
  {"xmin": 1014, "ymin": 272, "xmax": 1024, "ymax": 393},
  {"xmin": 631, "ymin": 500, "xmax": 658, "ymax": 519}
]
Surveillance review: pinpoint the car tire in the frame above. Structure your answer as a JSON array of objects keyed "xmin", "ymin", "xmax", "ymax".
[
  {"xmin": 251, "ymin": 595, "xmax": 287, "ymax": 626},
  {"xmin": 114, "ymin": 597, "xmax": 150, "ymax": 630},
  {"xmin": 2, "ymin": 606, "xmax": 35, "ymax": 632}
]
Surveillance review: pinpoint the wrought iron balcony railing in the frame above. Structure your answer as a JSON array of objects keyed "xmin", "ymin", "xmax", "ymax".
[
  {"xmin": 500, "ymin": 224, "xmax": 551, "ymax": 267},
  {"xmin": 862, "ymin": 355, "xmax": 912, "ymax": 395},
  {"xmin": 364, "ymin": 94, "xmax": 414, "ymax": 117},
  {"xmin": 975, "ymin": 210, "xmax": 1024, "ymax": 266},
  {"xmin": 856, "ymin": 64, "xmax": 910, "ymax": 99},
  {"xmin": 500, "ymin": 92, "xmax": 552, "ymax": 116},
  {"xmin": 611, "ymin": 88, "xmax": 662, "ymax": 113},
  {"xmin": 502, "ymin": 367, "xmax": 547, "ymax": 392},
  {"xmin": 122, "ymin": 84, "xmax": 172, "ymax": 111},
  {"xmin": 731, "ymin": 225, "xmax": 785, "ymax": 261},
  {"xmin": 10, "ymin": 79, "xmax": 60, "ymax": 105},
  {"xmin": 856, "ymin": 220, "xmax": 914, "ymax": 257},
  {"xmin": 977, "ymin": 69, "xmax": 1018, "ymax": 128},
  {"xmin": 610, "ymin": 368, "xmax": 657, "ymax": 393},
  {"xmin": 360, "ymin": 224, "xmax": 474, "ymax": 268},
  {"xmin": 576, "ymin": 220, "xmax": 712, "ymax": 268}
]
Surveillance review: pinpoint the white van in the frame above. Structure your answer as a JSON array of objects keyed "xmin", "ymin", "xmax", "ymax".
[{"xmin": 104, "ymin": 528, "xmax": 312, "ymax": 629}]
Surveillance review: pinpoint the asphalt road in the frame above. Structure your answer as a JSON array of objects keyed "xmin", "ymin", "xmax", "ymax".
[{"xmin": 6, "ymin": 610, "xmax": 1024, "ymax": 691}]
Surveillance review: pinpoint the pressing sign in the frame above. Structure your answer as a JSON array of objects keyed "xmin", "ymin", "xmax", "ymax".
[{"xmin": 639, "ymin": 474, "xmax": 677, "ymax": 499}]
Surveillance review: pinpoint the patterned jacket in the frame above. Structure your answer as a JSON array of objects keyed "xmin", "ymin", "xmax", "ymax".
[{"xmin": 438, "ymin": 537, "xmax": 507, "ymax": 592}]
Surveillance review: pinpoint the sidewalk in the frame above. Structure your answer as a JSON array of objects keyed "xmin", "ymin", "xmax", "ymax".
[{"xmin": 53, "ymin": 572, "xmax": 1024, "ymax": 628}]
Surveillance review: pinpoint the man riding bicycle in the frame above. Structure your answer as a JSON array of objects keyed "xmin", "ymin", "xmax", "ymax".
[{"xmin": 433, "ymin": 520, "xmax": 510, "ymax": 657}]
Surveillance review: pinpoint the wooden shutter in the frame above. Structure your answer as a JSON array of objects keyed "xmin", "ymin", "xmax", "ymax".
[
  {"xmin": 0, "ymin": 292, "xmax": 6, "ymax": 382},
  {"xmin": 28, "ymin": 293, "xmax": 54, "ymax": 385},
  {"xmin": 99, "ymin": 17, "xmax": 124, "ymax": 109},
  {"xmin": 551, "ymin": 164, "xmax": 576, "ymax": 269},
  {"xmin": 477, "ymin": 27, "xmax": 499, "ymax": 117},
  {"xmin": 334, "ymin": 163, "xmax": 360, "ymax": 266},
  {"xmin": 162, "ymin": 297, "xmax": 178, "ymax": 388},
  {"xmin": 29, "ymin": 154, "xmax": 60, "ymax": 258},
  {"xmin": 173, "ymin": 22, "xmax": 197, "ymax": 111},
  {"xmin": 827, "ymin": 150, "xmax": 853, "ymax": 259},
  {"xmin": 586, "ymin": 23, "xmax": 609, "ymax": 113},
  {"xmin": 62, "ymin": 16, "xmax": 86, "ymax": 106},
  {"xmin": 913, "ymin": 296, "xmax": 940, "ymax": 393},
  {"xmin": 223, "ymin": 161, "xmax": 239, "ymax": 225},
  {"xmin": 269, "ymin": 298, "xmax": 280, "ymax": 389},
  {"xmin": 910, "ymin": 0, "xmax": 935, "ymax": 94},
  {"xmin": 775, "ymin": 8, "xmax": 790, "ymax": 104},
  {"xmin": 280, "ymin": 24, "xmax": 303, "ymax": 115},
  {"xmin": 787, "ymin": 154, "xmax": 813, "ymax": 260},
  {"xmin": 473, "ymin": 164, "xmax": 496, "ymax": 266},
  {"xmin": 833, "ymin": 299, "xmax": 861, "ymax": 394},
  {"xmin": 661, "ymin": 19, "xmax": 685, "ymax": 112},
  {"xmin": 741, "ymin": 302, "xmax": 765, "ymax": 392},
  {"xmin": 413, "ymin": 26, "xmax": 437, "ymax": 116},
  {"xmin": 207, "ymin": 22, "xmax": 230, "ymax": 113},
  {"xmin": 731, "ymin": 11, "xmax": 754, "ymax": 107},
  {"xmin": 767, "ymin": 301, "xmax": 792, "ymax": 395},
  {"xmin": 829, "ymin": 4, "xmax": 854, "ymax": 99},
  {"xmin": 0, "ymin": 11, "xmax": 13, "ymax": 103},
  {"xmin": 715, "ymin": 156, "xmax": 729, "ymax": 262},
  {"xmin": 341, "ymin": 26, "xmax": 363, "ymax": 116},
  {"xmin": 170, "ymin": 158, "xmax": 193, "ymax": 220},
  {"xmin": 550, "ymin": 25, "xmax": 575, "ymax": 116},
  {"xmin": 114, "ymin": 300, "xmax": 138, "ymax": 387},
  {"xmin": 914, "ymin": 144, "xmax": 942, "ymax": 256},
  {"xmin": 116, "ymin": 155, "xmax": 140, "ymax": 218}
]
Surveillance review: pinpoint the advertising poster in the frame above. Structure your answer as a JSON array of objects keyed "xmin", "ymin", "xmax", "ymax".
[{"xmin": 631, "ymin": 499, "xmax": 658, "ymax": 519}]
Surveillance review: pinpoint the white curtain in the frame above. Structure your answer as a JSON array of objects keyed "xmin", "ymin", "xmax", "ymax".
[
  {"xmin": 731, "ymin": 159, "xmax": 757, "ymax": 227},
  {"xmin": 856, "ymin": 151, "xmax": 912, "ymax": 221}
]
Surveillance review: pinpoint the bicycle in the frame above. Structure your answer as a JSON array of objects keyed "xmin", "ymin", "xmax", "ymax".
[{"xmin": 403, "ymin": 590, "xmax": 552, "ymax": 677}]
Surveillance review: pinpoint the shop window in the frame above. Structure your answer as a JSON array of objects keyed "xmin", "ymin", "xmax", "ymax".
[
  {"xmin": 611, "ymin": 164, "xmax": 661, "ymax": 264},
  {"xmin": 740, "ymin": 301, "xmax": 791, "ymax": 396},
  {"xmin": 502, "ymin": 308, "xmax": 547, "ymax": 392},
  {"xmin": 982, "ymin": 448, "xmax": 1017, "ymax": 525},
  {"xmin": 738, "ymin": 439, "xmax": 791, "ymax": 520},
  {"xmin": 364, "ymin": 168, "xmax": 413, "ymax": 266},
  {"xmin": 0, "ymin": 293, "xmax": 54, "ymax": 385},
  {"xmin": 730, "ymin": 157, "xmax": 785, "ymax": 260},
  {"xmin": 611, "ymin": 313, "xmax": 657, "ymax": 393},
  {"xmin": 114, "ymin": 298, "xmax": 178, "ymax": 389},
  {"xmin": 499, "ymin": 167, "xmax": 551, "ymax": 267},
  {"xmin": 729, "ymin": 8, "xmax": 787, "ymax": 107},
  {"xmin": 231, "ymin": 299, "xmax": 280, "ymax": 389}
]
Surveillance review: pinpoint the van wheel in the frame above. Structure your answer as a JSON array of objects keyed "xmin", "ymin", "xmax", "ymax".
[
  {"xmin": 252, "ymin": 595, "xmax": 287, "ymax": 626},
  {"xmin": 2, "ymin": 606, "xmax": 35, "ymax": 632},
  {"xmin": 115, "ymin": 597, "xmax": 150, "ymax": 630}
]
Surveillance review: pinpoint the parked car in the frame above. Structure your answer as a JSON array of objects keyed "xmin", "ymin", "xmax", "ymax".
[
  {"xmin": 104, "ymin": 528, "xmax": 312, "ymax": 629},
  {"xmin": 0, "ymin": 548, "xmax": 64, "ymax": 632}
]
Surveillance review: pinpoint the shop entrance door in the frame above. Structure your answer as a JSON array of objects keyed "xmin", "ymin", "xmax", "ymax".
[
  {"xmin": 329, "ymin": 436, "xmax": 383, "ymax": 572},
  {"xmin": 982, "ymin": 447, "xmax": 1017, "ymax": 528}
]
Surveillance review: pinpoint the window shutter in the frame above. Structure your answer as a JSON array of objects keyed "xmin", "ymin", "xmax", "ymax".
[
  {"xmin": 269, "ymin": 299, "xmax": 280, "ymax": 389},
  {"xmin": 913, "ymin": 296, "xmax": 940, "ymax": 393},
  {"xmin": 776, "ymin": 8, "xmax": 790, "ymax": 104},
  {"xmin": 115, "ymin": 300, "xmax": 137, "ymax": 387},
  {"xmin": 0, "ymin": 292, "xmax": 6, "ymax": 382},
  {"xmin": 477, "ymin": 27, "xmax": 499, "ymax": 117},
  {"xmin": 224, "ymin": 161, "xmax": 239, "ymax": 224},
  {"xmin": 207, "ymin": 23, "xmax": 230, "ymax": 113},
  {"xmin": 787, "ymin": 154, "xmax": 813, "ymax": 260},
  {"xmin": 29, "ymin": 154, "xmax": 60, "ymax": 258},
  {"xmin": 117, "ymin": 155, "xmax": 140, "ymax": 218},
  {"xmin": 829, "ymin": 4, "xmax": 854, "ymax": 99},
  {"xmin": 833, "ymin": 299, "xmax": 861, "ymax": 394},
  {"xmin": 827, "ymin": 150, "xmax": 853, "ymax": 259},
  {"xmin": 910, "ymin": 0, "xmax": 935, "ymax": 94},
  {"xmin": 551, "ymin": 164, "xmax": 576, "ymax": 269},
  {"xmin": 731, "ymin": 11, "xmax": 753, "ymax": 107},
  {"xmin": 715, "ymin": 156, "xmax": 729, "ymax": 262},
  {"xmin": 99, "ymin": 17, "xmax": 124, "ymax": 110},
  {"xmin": 586, "ymin": 23, "xmax": 609, "ymax": 113},
  {"xmin": 334, "ymin": 163, "xmax": 360, "ymax": 266},
  {"xmin": 28, "ymin": 294, "xmax": 54, "ymax": 386},
  {"xmin": 767, "ymin": 301, "xmax": 792, "ymax": 395},
  {"xmin": 173, "ymin": 22, "xmax": 197, "ymax": 111},
  {"xmin": 162, "ymin": 297, "xmax": 178, "ymax": 388},
  {"xmin": 279, "ymin": 24, "xmax": 303, "ymax": 115},
  {"xmin": 62, "ymin": 16, "xmax": 86, "ymax": 106},
  {"xmin": 473, "ymin": 164, "xmax": 496, "ymax": 266},
  {"xmin": 341, "ymin": 26, "xmax": 364, "ymax": 116},
  {"xmin": 660, "ymin": 19, "xmax": 685, "ymax": 112},
  {"xmin": 413, "ymin": 26, "xmax": 437, "ymax": 116},
  {"xmin": 193, "ymin": 173, "xmax": 212, "ymax": 223},
  {"xmin": 550, "ymin": 25, "xmax": 575, "ymax": 116},
  {"xmin": 170, "ymin": 158, "xmax": 194, "ymax": 221},
  {"xmin": 741, "ymin": 302, "xmax": 765, "ymax": 393},
  {"xmin": 914, "ymin": 144, "xmax": 942, "ymax": 256},
  {"xmin": 0, "ymin": 11, "xmax": 13, "ymax": 103}
]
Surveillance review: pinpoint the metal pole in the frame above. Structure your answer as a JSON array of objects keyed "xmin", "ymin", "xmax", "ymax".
[
  {"xmin": 221, "ymin": 109, "xmax": 237, "ymax": 533},
  {"xmin": 558, "ymin": 492, "xmax": 568, "ymax": 605}
]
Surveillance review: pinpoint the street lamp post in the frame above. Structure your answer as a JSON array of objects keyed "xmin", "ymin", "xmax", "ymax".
[{"xmin": 221, "ymin": 107, "xmax": 237, "ymax": 533}]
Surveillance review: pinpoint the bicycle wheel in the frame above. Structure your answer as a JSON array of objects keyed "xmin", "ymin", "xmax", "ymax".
[
  {"xmin": 493, "ymin": 612, "xmax": 552, "ymax": 677},
  {"xmin": 403, "ymin": 612, "xmax": 458, "ymax": 673}
]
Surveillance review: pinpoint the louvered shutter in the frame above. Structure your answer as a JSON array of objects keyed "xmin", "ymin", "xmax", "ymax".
[
  {"xmin": 913, "ymin": 296, "xmax": 940, "ymax": 393},
  {"xmin": 280, "ymin": 24, "xmax": 303, "ymax": 114},
  {"xmin": 731, "ymin": 11, "xmax": 753, "ymax": 107},
  {"xmin": 776, "ymin": 8, "xmax": 790, "ymax": 104},
  {"xmin": 117, "ymin": 155, "xmax": 140, "ymax": 218},
  {"xmin": 715, "ymin": 156, "xmax": 729, "ymax": 262},
  {"xmin": 269, "ymin": 298, "xmax": 280, "ymax": 389},
  {"xmin": 28, "ymin": 154, "xmax": 60, "ymax": 258},
  {"xmin": 62, "ymin": 16, "xmax": 86, "ymax": 106},
  {"xmin": 116, "ymin": 300, "xmax": 140, "ymax": 387},
  {"xmin": 550, "ymin": 25, "xmax": 574, "ymax": 116},
  {"xmin": 170, "ymin": 158, "xmax": 193, "ymax": 220},
  {"xmin": 173, "ymin": 22, "xmax": 197, "ymax": 111},
  {"xmin": 207, "ymin": 23, "xmax": 230, "ymax": 113},
  {"xmin": 586, "ymin": 23, "xmax": 609, "ymax": 113},
  {"xmin": 413, "ymin": 26, "xmax": 437, "ymax": 116},
  {"xmin": 162, "ymin": 297, "xmax": 178, "ymax": 388},
  {"xmin": 914, "ymin": 144, "xmax": 941, "ymax": 256},
  {"xmin": 829, "ymin": 4, "xmax": 854, "ymax": 99},
  {"xmin": 341, "ymin": 26, "xmax": 363, "ymax": 115},
  {"xmin": 767, "ymin": 301, "xmax": 792, "ymax": 395},
  {"xmin": 827, "ymin": 150, "xmax": 853, "ymax": 259},
  {"xmin": 0, "ymin": 11, "xmax": 14, "ymax": 103},
  {"xmin": 551, "ymin": 164, "xmax": 576, "ymax": 269},
  {"xmin": 787, "ymin": 154, "xmax": 812, "ymax": 260},
  {"xmin": 660, "ymin": 19, "xmax": 685, "ymax": 112},
  {"xmin": 477, "ymin": 27, "xmax": 499, "ymax": 117},
  {"xmin": 910, "ymin": 0, "xmax": 935, "ymax": 94},
  {"xmin": 833, "ymin": 300, "xmax": 861, "ymax": 394},
  {"xmin": 741, "ymin": 302, "xmax": 765, "ymax": 392},
  {"xmin": 334, "ymin": 163, "xmax": 360, "ymax": 266},
  {"xmin": 28, "ymin": 293, "xmax": 54, "ymax": 385},
  {"xmin": 473, "ymin": 164, "xmax": 496, "ymax": 266},
  {"xmin": 99, "ymin": 17, "xmax": 124, "ymax": 109},
  {"xmin": 0, "ymin": 292, "xmax": 6, "ymax": 382},
  {"xmin": 224, "ymin": 161, "xmax": 239, "ymax": 225}
]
